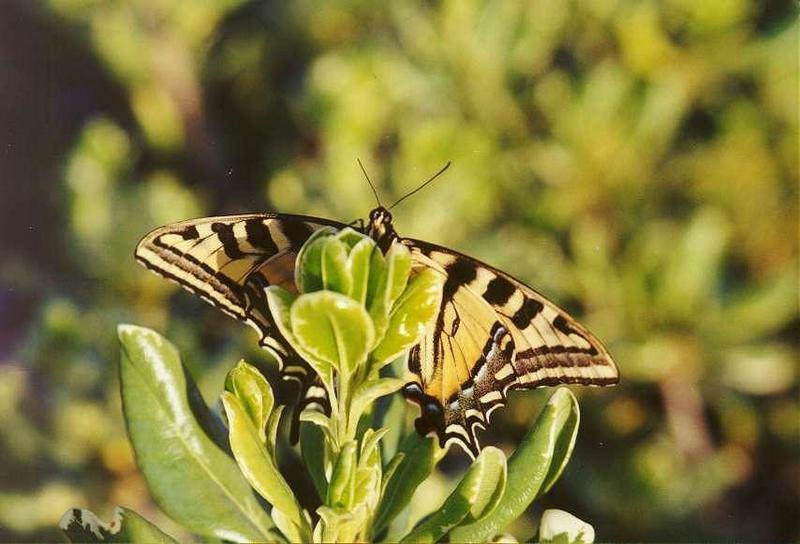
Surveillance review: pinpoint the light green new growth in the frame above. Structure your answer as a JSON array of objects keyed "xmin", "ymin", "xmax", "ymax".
[
  {"xmin": 262, "ymin": 227, "xmax": 445, "ymax": 541},
  {"xmin": 61, "ymin": 228, "xmax": 596, "ymax": 544}
]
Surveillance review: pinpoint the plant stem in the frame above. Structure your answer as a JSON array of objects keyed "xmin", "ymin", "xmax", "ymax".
[{"xmin": 335, "ymin": 368, "xmax": 352, "ymax": 450}]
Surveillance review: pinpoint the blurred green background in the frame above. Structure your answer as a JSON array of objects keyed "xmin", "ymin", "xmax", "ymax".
[{"xmin": 0, "ymin": 0, "xmax": 797, "ymax": 541}]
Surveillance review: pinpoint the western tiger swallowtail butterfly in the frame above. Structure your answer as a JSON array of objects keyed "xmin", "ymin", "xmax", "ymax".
[{"xmin": 135, "ymin": 165, "xmax": 618, "ymax": 457}]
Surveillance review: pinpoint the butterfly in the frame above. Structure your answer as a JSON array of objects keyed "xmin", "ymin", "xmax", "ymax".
[{"xmin": 135, "ymin": 170, "xmax": 618, "ymax": 457}]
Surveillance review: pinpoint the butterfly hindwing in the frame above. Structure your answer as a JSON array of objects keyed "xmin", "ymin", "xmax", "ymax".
[{"xmin": 404, "ymin": 239, "xmax": 618, "ymax": 457}]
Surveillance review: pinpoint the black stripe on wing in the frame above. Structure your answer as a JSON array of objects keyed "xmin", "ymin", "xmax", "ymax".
[{"xmin": 135, "ymin": 213, "xmax": 344, "ymax": 441}]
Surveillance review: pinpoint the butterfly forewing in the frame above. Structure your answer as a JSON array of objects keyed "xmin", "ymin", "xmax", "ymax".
[
  {"xmin": 135, "ymin": 213, "xmax": 345, "ymax": 418},
  {"xmin": 404, "ymin": 238, "xmax": 618, "ymax": 457}
]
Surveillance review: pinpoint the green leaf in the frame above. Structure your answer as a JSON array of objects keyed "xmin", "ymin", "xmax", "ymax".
[
  {"xmin": 266, "ymin": 405, "xmax": 285, "ymax": 462},
  {"xmin": 365, "ymin": 246, "xmax": 387, "ymax": 313},
  {"xmin": 349, "ymin": 378, "xmax": 406, "ymax": 435},
  {"xmin": 225, "ymin": 360, "xmax": 275, "ymax": 443},
  {"xmin": 300, "ymin": 409, "xmax": 332, "ymax": 429},
  {"xmin": 383, "ymin": 243, "xmax": 413, "ymax": 310},
  {"xmin": 355, "ymin": 429, "xmax": 389, "ymax": 517},
  {"xmin": 118, "ymin": 325, "xmax": 275, "ymax": 543},
  {"xmin": 264, "ymin": 287, "xmax": 299, "ymax": 348},
  {"xmin": 375, "ymin": 382, "xmax": 410, "ymax": 461},
  {"xmin": 359, "ymin": 427, "xmax": 390, "ymax": 469},
  {"xmin": 322, "ymin": 236, "xmax": 352, "ymax": 295},
  {"xmin": 538, "ymin": 391, "xmax": 581, "ymax": 496},
  {"xmin": 716, "ymin": 268, "xmax": 798, "ymax": 344},
  {"xmin": 381, "ymin": 453, "xmax": 405, "ymax": 497},
  {"xmin": 373, "ymin": 433, "xmax": 440, "ymax": 534},
  {"xmin": 353, "ymin": 464, "xmax": 382, "ymax": 518},
  {"xmin": 290, "ymin": 291, "xmax": 375, "ymax": 376},
  {"xmin": 372, "ymin": 268, "xmax": 444, "ymax": 368},
  {"xmin": 301, "ymin": 422, "xmax": 329, "ymax": 500},
  {"xmin": 328, "ymin": 440, "xmax": 358, "ymax": 508},
  {"xmin": 221, "ymin": 392, "xmax": 309, "ymax": 541},
  {"xmin": 265, "ymin": 287, "xmax": 334, "ymax": 392},
  {"xmin": 295, "ymin": 227, "xmax": 337, "ymax": 293},
  {"xmin": 300, "ymin": 410, "xmax": 335, "ymax": 445},
  {"xmin": 449, "ymin": 388, "xmax": 580, "ymax": 543},
  {"xmin": 271, "ymin": 507, "xmax": 305, "ymax": 544},
  {"xmin": 60, "ymin": 506, "xmax": 178, "ymax": 543},
  {"xmin": 347, "ymin": 237, "xmax": 378, "ymax": 305},
  {"xmin": 315, "ymin": 506, "xmax": 355, "ymax": 543},
  {"xmin": 400, "ymin": 447, "xmax": 507, "ymax": 543},
  {"xmin": 336, "ymin": 226, "xmax": 367, "ymax": 250},
  {"xmin": 366, "ymin": 242, "xmax": 412, "ymax": 347},
  {"xmin": 538, "ymin": 509, "xmax": 595, "ymax": 544}
]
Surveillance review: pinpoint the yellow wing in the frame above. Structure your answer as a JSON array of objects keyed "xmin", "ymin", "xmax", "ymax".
[{"xmin": 403, "ymin": 239, "xmax": 619, "ymax": 457}]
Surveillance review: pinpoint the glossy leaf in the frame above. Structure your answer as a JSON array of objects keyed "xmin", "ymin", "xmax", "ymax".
[
  {"xmin": 225, "ymin": 360, "xmax": 274, "ymax": 443},
  {"xmin": 365, "ymin": 246, "xmax": 387, "ymax": 314},
  {"xmin": 321, "ymin": 235, "xmax": 351, "ymax": 295},
  {"xmin": 353, "ymin": 430, "xmax": 386, "ymax": 521},
  {"xmin": 266, "ymin": 405, "xmax": 285, "ymax": 461},
  {"xmin": 376, "ymin": 384, "xmax": 410, "ymax": 461},
  {"xmin": 315, "ymin": 506, "xmax": 354, "ymax": 543},
  {"xmin": 264, "ymin": 285, "xmax": 296, "ymax": 330},
  {"xmin": 382, "ymin": 243, "xmax": 413, "ymax": 310},
  {"xmin": 300, "ymin": 410, "xmax": 334, "ymax": 437},
  {"xmin": 366, "ymin": 242, "xmax": 412, "ymax": 346},
  {"xmin": 335, "ymin": 227, "xmax": 366, "ymax": 250},
  {"xmin": 381, "ymin": 452, "xmax": 405, "ymax": 498},
  {"xmin": 373, "ymin": 434, "xmax": 440, "ymax": 534},
  {"xmin": 60, "ymin": 506, "xmax": 177, "ymax": 543},
  {"xmin": 301, "ymin": 422, "xmax": 329, "ymax": 500},
  {"xmin": 295, "ymin": 227, "xmax": 337, "ymax": 293},
  {"xmin": 371, "ymin": 268, "xmax": 445, "ymax": 368},
  {"xmin": 265, "ymin": 287, "xmax": 334, "ymax": 392},
  {"xmin": 348, "ymin": 378, "xmax": 405, "ymax": 436},
  {"xmin": 271, "ymin": 508, "xmax": 304, "ymax": 544},
  {"xmin": 327, "ymin": 440, "xmax": 358, "ymax": 508},
  {"xmin": 118, "ymin": 325, "xmax": 275, "ymax": 543},
  {"xmin": 538, "ymin": 390, "xmax": 581, "ymax": 496},
  {"xmin": 347, "ymin": 237, "xmax": 378, "ymax": 305},
  {"xmin": 449, "ymin": 388, "xmax": 580, "ymax": 543},
  {"xmin": 400, "ymin": 446, "xmax": 507, "ymax": 543},
  {"xmin": 353, "ymin": 464, "xmax": 382, "ymax": 524},
  {"xmin": 290, "ymin": 291, "xmax": 375, "ymax": 376},
  {"xmin": 359, "ymin": 427, "xmax": 389, "ymax": 469},
  {"xmin": 221, "ymin": 391, "xmax": 309, "ymax": 541}
]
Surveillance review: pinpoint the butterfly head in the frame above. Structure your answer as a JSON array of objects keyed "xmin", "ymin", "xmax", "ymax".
[{"xmin": 366, "ymin": 206, "xmax": 397, "ymax": 252}]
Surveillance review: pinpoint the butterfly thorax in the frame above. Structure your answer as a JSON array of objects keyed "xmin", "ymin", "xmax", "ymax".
[{"xmin": 366, "ymin": 206, "xmax": 398, "ymax": 252}]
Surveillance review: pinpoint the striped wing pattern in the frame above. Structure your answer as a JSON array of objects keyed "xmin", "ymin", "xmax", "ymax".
[
  {"xmin": 135, "ymin": 213, "xmax": 345, "ymax": 418},
  {"xmin": 404, "ymin": 239, "xmax": 618, "ymax": 457}
]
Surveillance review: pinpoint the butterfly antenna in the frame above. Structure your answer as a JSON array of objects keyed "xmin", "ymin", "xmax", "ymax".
[
  {"xmin": 357, "ymin": 158, "xmax": 382, "ymax": 207},
  {"xmin": 389, "ymin": 161, "xmax": 451, "ymax": 210}
]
